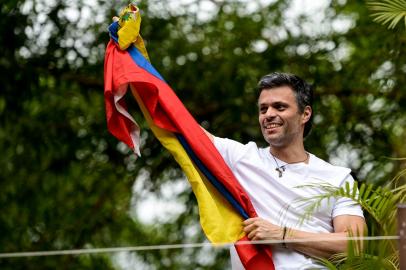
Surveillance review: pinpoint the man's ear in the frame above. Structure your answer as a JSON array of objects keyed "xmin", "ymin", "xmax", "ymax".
[{"xmin": 302, "ymin": 106, "xmax": 312, "ymax": 124}]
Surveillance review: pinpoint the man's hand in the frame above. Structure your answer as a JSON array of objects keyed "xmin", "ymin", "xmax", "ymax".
[{"xmin": 243, "ymin": 217, "xmax": 284, "ymax": 241}]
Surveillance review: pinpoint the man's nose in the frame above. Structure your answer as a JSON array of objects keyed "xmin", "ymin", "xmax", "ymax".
[{"xmin": 265, "ymin": 107, "xmax": 277, "ymax": 117}]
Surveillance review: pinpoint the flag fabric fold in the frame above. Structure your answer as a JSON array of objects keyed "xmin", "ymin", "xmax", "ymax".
[{"xmin": 103, "ymin": 4, "xmax": 275, "ymax": 269}]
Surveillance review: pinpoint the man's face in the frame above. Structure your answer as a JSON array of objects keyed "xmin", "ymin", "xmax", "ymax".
[{"xmin": 258, "ymin": 86, "xmax": 310, "ymax": 147}]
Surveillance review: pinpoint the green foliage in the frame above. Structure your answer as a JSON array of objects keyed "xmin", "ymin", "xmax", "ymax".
[
  {"xmin": 295, "ymin": 179, "xmax": 405, "ymax": 269},
  {"xmin": 368, "ymin": 0, "xmax": 406, "ymax": 29}
]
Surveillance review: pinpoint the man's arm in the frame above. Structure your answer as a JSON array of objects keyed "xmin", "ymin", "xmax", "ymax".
[{"xmin": 243, "ymin": 215, "xmax": 366, "ymax": 259}]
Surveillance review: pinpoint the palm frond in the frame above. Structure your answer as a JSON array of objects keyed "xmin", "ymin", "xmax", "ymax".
[
  {"xmin": 290, "ymin": 180, "xmax": 401, "ymax": 269},
  {"xmin": 289, "ymin": 157, "xmax": 406, "ymax": 269},
  {"xmin": 316, "ymin": 257, "xmax": 339, "ymax": 269},
  {"xmin": 321, "ymin": 239, "xmax": 399, "ymax": 270},
  {"xmin": 292, "ymin": 181, "xmax": 397, "ymax": 230},
  {"xmin": 392, "ymin": 167, "xmax": 406, "ymax": 186},
  {"xmin": 367, "ymin": 0, "xmax": 406, "ymax": 29}
]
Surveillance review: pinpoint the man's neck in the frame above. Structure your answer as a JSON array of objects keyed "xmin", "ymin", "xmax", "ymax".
[{"xmin": 270, "ymin": 142, "xmax": 308, "ymax": 164}]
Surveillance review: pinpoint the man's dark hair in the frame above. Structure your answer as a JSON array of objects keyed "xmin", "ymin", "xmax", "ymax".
[{"xmin": 257, "ymin": 72, "xmax": 314, "ymax": 137}]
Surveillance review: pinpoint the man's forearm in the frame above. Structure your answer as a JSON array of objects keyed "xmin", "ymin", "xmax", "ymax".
[
  {"xmin": 287, "ymin": 215, "xmax": 366, "ymax": 259},
  {"xmin": 243, "ymin": 216, "xmax": 365, "ymax": 260},
  {"xmin": 285, "ymin": 229, "xmax": 351, "ymax": 259}
]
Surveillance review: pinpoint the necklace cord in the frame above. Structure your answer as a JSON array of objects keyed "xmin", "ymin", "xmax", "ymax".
[{"xmin": 270, "ymin": 152, "xmax": 309, "ymax": 177}]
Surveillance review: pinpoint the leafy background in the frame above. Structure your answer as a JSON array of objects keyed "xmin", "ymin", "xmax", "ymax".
[{"xmin": 0, "ymin": 0, "xmax": 405, "ymax": 269}]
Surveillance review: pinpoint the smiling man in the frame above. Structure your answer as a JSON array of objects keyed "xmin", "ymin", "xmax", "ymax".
[{"xmin": 205, "ymin": 72, "xmax": 366, "ymax": 269}]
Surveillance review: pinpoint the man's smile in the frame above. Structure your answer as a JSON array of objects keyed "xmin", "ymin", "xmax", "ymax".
[{"xmin": 264, "ymin": 122, "xmax": 283, "ymax": 130}]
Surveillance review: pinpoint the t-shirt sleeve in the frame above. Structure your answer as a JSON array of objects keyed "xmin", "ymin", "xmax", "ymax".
[
  {"xmin": 213, "ymin": 136, "xmax": 246, "ymax": 170},
  {"xmin": 332, "ymin": 174, "xmax": 364, "ymax": 218}
]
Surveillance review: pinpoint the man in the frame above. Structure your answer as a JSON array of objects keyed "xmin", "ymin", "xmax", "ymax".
[{"xmin": 204, "ymin": 72, "xmax": 365, "ymax": 269}]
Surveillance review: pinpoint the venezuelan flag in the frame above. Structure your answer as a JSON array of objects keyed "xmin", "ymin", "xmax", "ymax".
[{"xmin": 103, "ymin": 4, "xmax": 274, "ymax": 269}]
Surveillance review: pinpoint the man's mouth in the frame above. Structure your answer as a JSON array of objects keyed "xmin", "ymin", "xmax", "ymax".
[{"xmin": 265, "ymin": 122, "xmax": 283, "ymax": 129}]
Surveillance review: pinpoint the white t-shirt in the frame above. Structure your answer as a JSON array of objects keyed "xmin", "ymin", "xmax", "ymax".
[{"xmin": 213, "ymin": 137, "xmax": 364, "ymax": 270}]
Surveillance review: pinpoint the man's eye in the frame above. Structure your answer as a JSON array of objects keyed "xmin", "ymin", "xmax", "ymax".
[{"xmin": 260, "ymin": 107, "xmax": 267, "ymax": 113}]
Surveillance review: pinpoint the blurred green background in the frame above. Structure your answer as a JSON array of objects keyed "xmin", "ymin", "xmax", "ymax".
[{"xmin": 0, "ymin": 0, "xmax": 405, "ymax": 269}]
